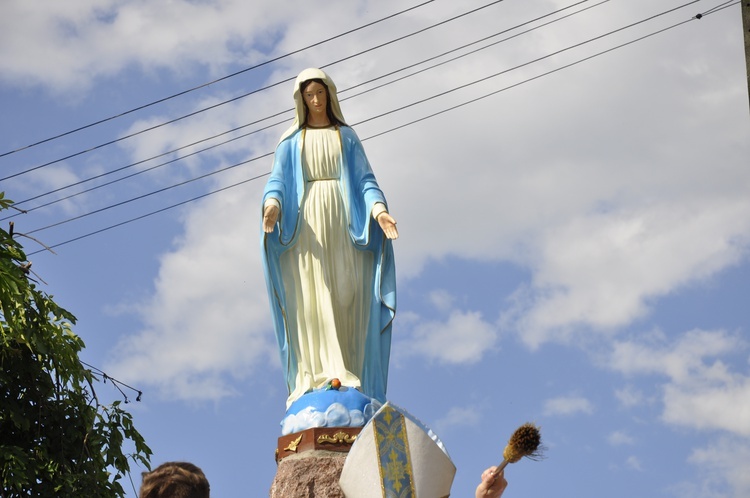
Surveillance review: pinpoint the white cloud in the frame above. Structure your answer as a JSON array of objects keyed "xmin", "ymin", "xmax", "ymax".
[
  {"xmin": 686, "ymin": 438, "xmax": 750, "ymax": 498},
  {"xmin": 614, "ymin": 385, "xmax": 645, "ymax": 409},
  {"xmin": 8, "ymin": 165, "xmax": 88, "ymax": 218},
  {"xmin": 427, "ymin": 289, "xmax": 456, "ymax": 311},
  {"xmin": 607, "ymin": 430, "xmax": 635, "ymax": 446},
  {"xmin": 0, "ymin": 0, "xmax": 292, "ymax": 92},
  {"xmin": 625, "ymin": 455, "xmax": 643, "ymax": 471},
  {"xmin": 115, "ymin": 91, "xmax": 280, "ymax": 180},
  {"xmin": 505, "ymin": 201, "xmax": 750, "ymax": 348},
  {"xmin": 106, "ymin": 179, "xmax": 278, "ymax": 400},
  {"xmin": 663, "ymin": 378, "xmax": 750, "ymax": 437},
  {"xmin": 396, "ymin": 308, "xmax": 498, "ymax": 365},
  {"xmin": 609, "ymin": 329, "xmax": 741, "ymax": 382},
  {"xmin": 5, "ymin": 5, "xmax": 750, "ymax": 497},
  {"xmin": 36, "ymin": 0, "xmax": 745, "ymax": 404},
  {"xmin": 606, "ymin": 330, "xmax": 750, "ymax": 436},
  {"xmin": 394, "ymin": 289, "xmax": 499, "ymax": 370},
  {"xmin": 433, "ymin": 405, "xmax": 483, "ymax": 435},
  {"xmin": 542, "ymin": 395, "xmax": 593, "ymax": 417}
]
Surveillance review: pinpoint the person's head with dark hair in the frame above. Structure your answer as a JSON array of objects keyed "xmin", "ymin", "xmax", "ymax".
[{"xmin": 139, "ymin": 462, "xmax": 210, "ymax": 498}]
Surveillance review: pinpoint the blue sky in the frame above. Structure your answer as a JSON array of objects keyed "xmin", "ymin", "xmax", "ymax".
[{"xmin": 2, "ymin": 0, "xmax": 749, "ymax": 496}]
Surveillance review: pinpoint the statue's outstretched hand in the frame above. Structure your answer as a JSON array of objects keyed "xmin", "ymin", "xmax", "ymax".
[
  {"xmin": 263, "ymin": 205, "xmax": 279, "ymax": 233},
  {"xmin": 377, "ymin": 212, "xmax": 399, "ymax": 240}
]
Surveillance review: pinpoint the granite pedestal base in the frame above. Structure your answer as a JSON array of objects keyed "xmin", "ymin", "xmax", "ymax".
[{"xmin": 270, "ymin": 427, "xmax": 361, "ymax": 498}]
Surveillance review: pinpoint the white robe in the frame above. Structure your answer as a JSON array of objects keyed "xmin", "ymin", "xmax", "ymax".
[{"xmin": 279, "ymin": 127, "xmax": 374, "ymax": 404}]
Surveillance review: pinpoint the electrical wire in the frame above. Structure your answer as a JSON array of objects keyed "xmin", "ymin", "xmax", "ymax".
[
  {"xmin": 0, "ymin": 117, "xmax": 289, "ymax": 221},
  {"xmin": 4, "ymin": 0, "xmax": 600, "ymax": 218},
  {"xmin": 0, "ymin": 0, "xmax": 508, "ymax": 183},
  {"xmin": 341, "ymin": 0, "xmax": 608, "ymax": 100},
  {"xmin": 8, "ymin": 0, "xmax": 606, "ymax": 228},
  {"xmin": 0, "ymin": 0, "xmax": 435, "ymax": 160},
  {"xmin": 80, "ymin": 360, "xmax": 143, "ymax": 403},
  {"xmin": 366, "ymin": 15, "xmax": 699, "ymax": 140},
  {"xmin": 25, "ymin": 152, "xmax": 271, "ymax": 236},
  {"xmin": 701, "ymin": 0, "xmax": 738, "ymax": 16},
  {"xmin": 14, "ymin": 0, "xmax": 708, "ymax": 235},
  {"xmin": 27, "ymin": 168, "xmax": 272, "ymax": 256},
  {"xmin": 356, "ymin": 0, "xmax": 701, "ymax": 127},
  {"xmin": 23, "ymin": 0, "xmax": 733, "ymax": 256}
]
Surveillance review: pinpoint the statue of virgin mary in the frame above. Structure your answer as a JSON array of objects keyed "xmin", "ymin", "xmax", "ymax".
[{"xmin": 261, "ymin": 68, "xmax": 397, "ymax": 413}]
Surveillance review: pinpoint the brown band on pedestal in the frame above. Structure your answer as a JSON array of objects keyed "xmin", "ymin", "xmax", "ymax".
[{"xmin": 276, "ymin": 427, "xmax": 362, "ymax": 462}]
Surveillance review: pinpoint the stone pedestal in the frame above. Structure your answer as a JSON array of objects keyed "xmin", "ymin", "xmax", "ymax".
[
  {"xmin": 270, "ymin": 427, "xmax": 362, "ymax": 498},
  {"xmin": 269, "ymin": 451, "xmax": 347, "ymax": 498}
]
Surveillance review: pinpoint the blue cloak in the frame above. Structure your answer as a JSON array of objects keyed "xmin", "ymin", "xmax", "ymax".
[{"xmin": 261, "ymin": 126, "xmax": 396, "ymax": 404}]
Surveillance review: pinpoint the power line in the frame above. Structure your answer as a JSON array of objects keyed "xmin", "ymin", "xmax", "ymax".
[
  {"xmin": 343, "ymin": 0, "xmax": 610, "ymax": 101},
  {"xmin": 0, "ymin": 118, "xmax": 289, "ymax": 221},
  {"xmin": 15, "ymin": 0, "xmax": 707, "ymax": 236},
  {"xmin": 0, "ymin": 0, "xmax": 508, "ymax": 183},
  {"xmin": 5, "ymin": 0, "xmax": 597, "ymax": 216},
  {"xmin": 27, "ymin": 169, "xmax": 272, "ymax": 256},
  {"xmin": 701, "ymin": 0, "xmax": 738, "ymax": 16},
  {"xmin": 366, "ymin": 12, "xmax": 702, "ymax": 140},
  {"xmin": 357, "ymin": 0, "xmax": 702, "ymax": 127},
  {"xmin": 22, "ymin": 0, "xmax": 729, "ymax": 255},
  {"xmin": 0, "ymin": 0, "xmax": 436, "ymax": 160},
  {"xmin": 25, "ymin": 152, "xmax": 272, "ymax": 236},
  {"xmin": 81, "ymin": 360, "xmax": 143, "ymax": 404}
]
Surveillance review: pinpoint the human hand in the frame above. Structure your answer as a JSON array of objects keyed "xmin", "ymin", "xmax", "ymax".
[
  {"xmin": 377, "ymin": 212, "xmax": 399, "ymax": 240},
  {"xmin": 263, "ymin": 205, "xmax": 279, "ymax": 233},
  {"xmin": 475, "ymin": 467, "xmax": 507, "ymax": 498}
]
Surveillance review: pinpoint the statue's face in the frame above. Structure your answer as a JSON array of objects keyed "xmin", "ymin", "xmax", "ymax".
[{"xmin": 302, "ymin": 80, "xmax": 328, "ymax": 120}]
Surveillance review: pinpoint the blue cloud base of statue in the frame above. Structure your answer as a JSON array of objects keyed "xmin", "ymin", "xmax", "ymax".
[{"xmin": 281, "ymin": 385, "xmax": 382, "ymax": 435}]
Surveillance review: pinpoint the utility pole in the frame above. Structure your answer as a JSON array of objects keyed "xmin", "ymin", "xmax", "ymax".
[{"xmin": 743, "ymin": 0, "xmax": 750, "ymax": 112}]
